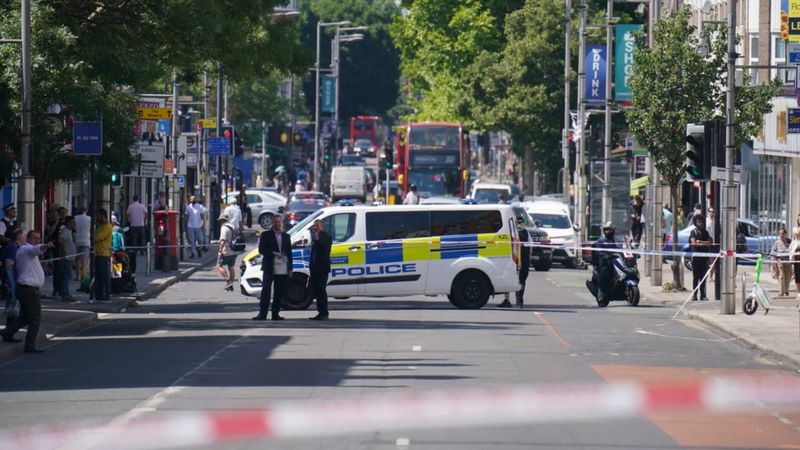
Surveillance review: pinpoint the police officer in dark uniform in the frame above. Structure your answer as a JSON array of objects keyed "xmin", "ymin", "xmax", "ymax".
[
  {"xmin": 498, "ymin": 218, "xmax": 531, "ymax": 309},
  {"xmin": 308, "ymin": 219, "xmax": 332, "ymax": 320},
  {"xmin": 0, "ymin": 204, "xmax": 20, "ymax": 248}
]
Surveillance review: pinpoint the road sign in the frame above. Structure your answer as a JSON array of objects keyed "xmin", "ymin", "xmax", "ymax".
[
  {"xmin": 197, "ymin": 119, "xmax": 217, "ymax": 129},
  {"xmin": 177, "ymin": 175, "xmax": 185, "ymax": 188},
  {"xmin": 133, "ymin": 143, "xmax": 165, "ymax": 178},
  {"xmin": 208, "ymin": 137, "xmax": 230, "ymax": 156},
  {"xmin": 321, "ymin": 75, "xmax": 335, "ymax": 113},
  {"xmin": 179, "ymin": 132, "xmax": 198, "ymax": 168},
  {"xmin": 136, "ymin": 107, "xmax": 171, "ymax": 120},
  {"xmin": 72, "ymin": 121, "xmax": 103, "ymax": 155},
  {"xmin": 710, "ymin": 166, "xmax": 741, "ymax": 183},
  {"xmin": 789, "ymin": 43, "xmax": 800, "ymax": 63}
]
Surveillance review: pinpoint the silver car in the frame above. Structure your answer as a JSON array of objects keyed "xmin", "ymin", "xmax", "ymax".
[{"xmin": 224, "ymin": 190, "xmax": 287, "ymax": 230}]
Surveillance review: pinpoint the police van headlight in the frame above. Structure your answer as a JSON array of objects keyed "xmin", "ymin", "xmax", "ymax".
[{"xmin": 248, "ymin": 255, "xmax": 263, "ymax": 267}]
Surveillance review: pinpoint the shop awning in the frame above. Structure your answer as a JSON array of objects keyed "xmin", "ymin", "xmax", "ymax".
[{"xmin": 630, "ymin": 176, "xmax": 648, "ymax": 195}]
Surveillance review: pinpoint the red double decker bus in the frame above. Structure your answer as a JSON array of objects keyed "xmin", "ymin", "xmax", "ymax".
[
  {"xmin": 395, "ymin": 122, "xmax": 469, "ymax": 198},
  {"xmin": 349, "ymin": 115, "xmax": 385, "ymax": 156}
]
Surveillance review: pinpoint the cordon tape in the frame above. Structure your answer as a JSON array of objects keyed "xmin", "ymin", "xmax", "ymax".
[{"xmin": 0, "ymin": 376, "xmax": 798, "ymax": 450}]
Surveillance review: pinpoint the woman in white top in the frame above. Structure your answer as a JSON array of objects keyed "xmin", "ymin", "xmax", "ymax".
[{"xmin": 771, "ymin": 227, "xmax": 791, "ymax": 297}]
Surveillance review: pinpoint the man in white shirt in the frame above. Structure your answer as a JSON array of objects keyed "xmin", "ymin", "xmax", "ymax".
[
  {"xmin": 184, "ymin": 195, "xmax": 207, "ymax": 258},
  {"xmin": 126, "ymin": 195, "xmax": 147, "ymax": 255},
  {"xmin": 74, "ymin": 207, "xmax": 91, "ymax": 281},
  {"xmin": 1, "ymin": 230, "xmax": 54, "ymax": 353},
  {"xmin": 403, "ymin": 184, "xmax": 420, "ymax": 205},
  {"xmin": 223, "ymin": 198, "xmax": 242, "ymax": 233}
]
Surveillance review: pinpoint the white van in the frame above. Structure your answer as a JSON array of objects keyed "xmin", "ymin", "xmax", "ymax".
[
  {"xmin": 524, "ymin": 199, "xmax": 578, "ymax": 268},
  {"xmin": 239, "ymin": 204, "xmax": 522, "ymax": 309},
  {"xmin": 469, "ymin": 182, "xmax": 515, "ymax": 203},
  {"xmin": 330, "ymin": 166, "xmax": 367, "ymax": 202}
]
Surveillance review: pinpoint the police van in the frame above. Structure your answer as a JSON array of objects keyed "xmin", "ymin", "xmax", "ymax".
[{"xmin": 239, "ymin": 204, "xmax": 522, "ymax": 309}]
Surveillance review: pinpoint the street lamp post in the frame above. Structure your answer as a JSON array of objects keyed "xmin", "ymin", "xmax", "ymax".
[
  {"xmin": 314, "ymin": 20, "xmax": 351, "ymax": 192},
  {"xmin": 331, "ymin": 27, "xmax": 367, "ymax": 163}
]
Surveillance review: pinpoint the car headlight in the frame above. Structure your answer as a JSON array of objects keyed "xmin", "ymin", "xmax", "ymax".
[{"xmin": 248, "ymin": 255, "xmax": 262, "ymax": 267}]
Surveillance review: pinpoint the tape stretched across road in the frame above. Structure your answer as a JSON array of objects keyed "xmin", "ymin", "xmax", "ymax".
[{"xmin": 0, "ymin": 376, "xmax": 798, "ymax": 450}]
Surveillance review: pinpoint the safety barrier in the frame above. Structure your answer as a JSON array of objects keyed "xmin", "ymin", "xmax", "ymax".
[{"xmin": 0, "ymin": 376, "xmax": 797, "ymax": 450}]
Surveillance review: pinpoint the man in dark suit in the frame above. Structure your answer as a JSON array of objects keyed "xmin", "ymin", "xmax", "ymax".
[
  {"xmin": 309, "ymin": 219, "xmax": 332, "ymax": 320},
  {"xmin": 254, "ymin": 215, "xmax": 293, "ymax": 321}
]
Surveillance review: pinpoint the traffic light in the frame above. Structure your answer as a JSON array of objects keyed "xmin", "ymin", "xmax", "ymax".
[
  {"xmin": 234, "ymin": 137, "xmax": 245, "ymax": 156},
  {"xmin": 221, "ymin": 126, "xmax": 234, "ymax": 155},
  {"xmin": 685, "ymin": 123, "xmax": 711, "ymax": 181},
  {"xmin": 111, "ymin": 173, "xmax": 121, "ymax": 186},
  {"xmin": 781, "ymin": 11, "xmax": 789, "ymax": 41},
  {"xmin": 383, "ymin": 159, "xmax": 392, "ymax": 169}
]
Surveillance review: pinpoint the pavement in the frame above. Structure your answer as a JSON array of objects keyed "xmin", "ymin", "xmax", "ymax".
[
  {"xmin": 636, "ymin": 261, "xmax": 800, "ymax": 370},
  {"xmin": 0, "ymin": 228, "xmax": 260, "ymax": 357}
]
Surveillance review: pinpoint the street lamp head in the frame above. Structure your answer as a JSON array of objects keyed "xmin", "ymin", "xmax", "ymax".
[
  {"xmin": 321, "ymin": 20, "xmax": 351, "ymax": 27},
  {"xmin": 339, "ymin": 26, "xmax": 369, "ymax": 32},
  {"xmin": 339, "ymin": 34, "xmax": 364, "ymax": 42}
]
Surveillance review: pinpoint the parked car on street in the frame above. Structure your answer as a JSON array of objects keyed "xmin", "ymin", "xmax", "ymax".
[
  {"xmin": 469, "ymin": 182, "xmax": 514, "ymax": 204},
  {"xmin": 523, "ymin": 199, "xmax": 578, "ymax": 268},
  {"xmin": 284, "ymin": 198, "xmax": 328, "ymax": 230},
  {"xmin": 512, "ymin": 205, "xmax": 553, "ymax": 271},
  {"xmin": 662, "ymin": 218, "xmax": 778, "ymax": 268},
  {"xmin": 223, "ymin": 190, "xmax": 286, "ymax": 230}
]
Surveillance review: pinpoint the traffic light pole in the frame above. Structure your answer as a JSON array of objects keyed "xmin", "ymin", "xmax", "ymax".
[
  {"xmin": 562, "ymin": 0, "xmax": 571, "ymax": 205},
  {"xmin": 575, "ymin": 0, "xmax": 587, "ymax": 247},
  {"xmin": 602, "ymin": 0, "xmax": 613, "ymax": 225},
  {"xmin": 721, "ymin": 0, "xmax": 737, "ymax": 314}
]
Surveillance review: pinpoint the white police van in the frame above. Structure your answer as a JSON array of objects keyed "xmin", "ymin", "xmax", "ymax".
[{"xmin": 239, "ymin": 204, "xmax": 522, "ymax": 309}]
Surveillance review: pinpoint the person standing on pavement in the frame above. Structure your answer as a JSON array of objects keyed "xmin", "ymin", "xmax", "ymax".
[
  {"xmin": 126, "ymin": 195, "xmax": 147, "ymax": 255},
  {"xmin": 216, "ymin": 213, "xmax": 237, "ymax": 291},
  {"xmin": 0, "ymin": 204, "xmax": 19, "ymax": 250},
  {"xmin": 403, "ymin": 184, "xmax": 420, "ymax": 205},
  {"xmin": 689, "ymin": 213, "xmax": 712, "ymax": 301},
  {"xmin": 236, "ymin": 186, "xmax": 252, "ymax": 229},
  {"xmin": 56, "ymin": 216, "xmax": 76, "ymax": 302},
  {"xmin": 94, "ymin": 209, "xmax": 113, "ymax": 301},
  {"xmin": 308, "ymin": 219, "xmax": 332, "ymax": 320},
  {"xmin": 74, "ymin": 207, "xmax": 91, "ymax": 280},
  {"xmin": 771, "ymin": 227, "xmax": 791, "ymax": 297},
  {"xmin": 223, "ymin": 198, "xmax": 242, "ymax": 234},
  {"xmin": 1, "ymin": 230, "xmax": 55, "ymax": 353},
  {"xmin": 184, "ymin": 195, "xmax": 206, "ymax": 259},
  {"xmin": 254, "ymin": 215, "xmax": 292, "ymax": 321},
  {"xmin": 790, "ymin": 226, "xmax": 800, "ymax": 300}
]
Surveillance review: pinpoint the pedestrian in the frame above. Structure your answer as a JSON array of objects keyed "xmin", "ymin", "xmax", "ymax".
[
  {"xmin": 661, "ymin": 205, "xmax": 672, "ymax": 241},
  {"xmin": 687, "ymin": 203, "xmax": 702, "ymax": 226},
  {"xmin": 223, "ymin": 198, "xmax": 242, "ymax": 233},
  {"xmin": 1, "ymin": 230, "xmax": 55, "ymax": 353},
  {"xmin": 790, "ymin": 226, "xmax": 800, "ymax": 300},
  {"xmin": 94, "ymin": 209, "xmax": 113, "ymax": 301},
  {"xmin": 126, "ymin": 195, "xmax": 147, "ymax": 255},
  {"xmin": 629, "ymin": 195, "xmax": 643, "ymax": 246},
  {"xmin": 56, "ymin": 216, "xmax": 77, "ymax": 302},
  {"xmin": 253, "ymin": 214, "xmax": 292, "ymax": 321},
  {"xmin": 216, "ymin": 213, "xmax": 237, "ymax": 292},
  {"xmin": 237, "ymin": 186, "xmax": 252, "ymax": 228},
  {"xmin": 403, "ymin": 184, "xmax": 420, "ymax": 205},
  {"xmin": 3, "ymin": 229, "xmax": 24, "ymax": 329},
  {"xmin": 498, "ymin": 218, "xmax": 531, "ymax": 309},
  {"xmin": 74, "ymin": 207, "xmax": 91, "ymax": 280},
  {"xmin": 771, "ymin": 227, "xmax": 791, "ymax": 297},
  {"xmin": 676, "ymin": 205, "xmax": 688, "ymax": 230},
  {"xmin": 308, "ymin": 219, "xmax": 332, "ymax": 320},
  {"xmin": 689, "ymin": 213, "xmax": 712, "ymax": 301},
  {"xmin": 111, "ymin": 217, "xmax": 125, "ymax": 252},
  {"xmin": 0, "ymin": 204, "xmax": 19, "ymax": 249},
  {"xmin": 152, "ymin": 191, "xmax": 167, "ymax": 211},
  {"xmin": 184, "ymin": 195, "xmax": 206, "ymax": 258}
]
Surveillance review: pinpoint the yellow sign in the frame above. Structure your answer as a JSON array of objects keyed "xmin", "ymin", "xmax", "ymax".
[
  {"xmin": 136, "ymin": 107, "xmax": 171, "ymax": 120},
  {"xmin": 198, "ymin": 119, "xmax": 217, "ymax": 129},
  {"xmin": 788, "ymin": 2, "xmax": 800, "ymax": 42}
]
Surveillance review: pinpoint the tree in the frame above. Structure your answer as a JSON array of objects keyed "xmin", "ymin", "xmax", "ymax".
[
  {"xmin": 298, "ymin": 0, "xmax": 400, "ymax": 123},
  {"xmin": 456, "ymin": 0, "xmax": 566, "ymax": 193},
  {"xmin": 626, "ymin": 6, "xmax": 778, "ymax": 288}
]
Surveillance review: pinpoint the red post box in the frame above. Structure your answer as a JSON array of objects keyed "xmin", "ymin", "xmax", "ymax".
[{"xmin": 153, "ymin": 210, "xmax": 179, "ymax": 271}]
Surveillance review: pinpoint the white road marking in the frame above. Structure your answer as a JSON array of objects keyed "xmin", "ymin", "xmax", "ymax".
[
  {"xmin": 396, "ymin": 437, "xmax": 410, "ymax": 448},
  {"xmin": 411, "ymin": 345, "xmax": 422, "ymax": 352},
  {"xmin": 407, "ymin": 366, "xmax": 416, "ymax": 370}
]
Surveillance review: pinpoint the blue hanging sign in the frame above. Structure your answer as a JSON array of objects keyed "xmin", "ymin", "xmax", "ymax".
[
  {"xmin": 585, "ymin": 45, "xmax": 607, "ymax": 105},
  {"xmin": 73, "ymin": 121, "xmax": 103, "ymax": 155}
]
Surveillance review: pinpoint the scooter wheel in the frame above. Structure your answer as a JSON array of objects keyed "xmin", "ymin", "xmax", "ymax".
[
  {"xmin": 626, "ymin": 286, "xmax": 640, "ymax": 306},
  {"xmin": 743, "ymin": 295, "xmax": 758, "ymax": 315}
]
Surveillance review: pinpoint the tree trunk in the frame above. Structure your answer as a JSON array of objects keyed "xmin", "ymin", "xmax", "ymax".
[
  {"xmin": 524, "ymin": 145, "xmax": 535, "ymax": 195},
  {"xmin": 670, "ymin": 179, "xmax": 683, "ymax": 290}
]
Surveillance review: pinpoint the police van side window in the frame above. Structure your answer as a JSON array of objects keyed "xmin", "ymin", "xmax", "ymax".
[
  {"xmin": 430, "ymin": 210, "xmax": 502, "ymax": 236},
  {"xmin": 322, "ymin": 213, "xmax": 356, "ymax": 242},
  {"xmin": 366, "ymin": 211, "xmax": 430, "ymax": 240}
]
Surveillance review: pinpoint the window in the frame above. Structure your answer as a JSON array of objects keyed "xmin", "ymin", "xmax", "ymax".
[
  {"xmin": 430, "ymin": 210, "xmax": 503, "ymax": 236},
  {"xmin": 530, "ymin": 213, "xmax": 572, "ymax": 229},
  {"xmin": 322, "ymin": 213, "xmax": 356, "ymax": 242},
  {"xmin": 247, "ymin": 194, "xmax": 261, "ymax": 204},
  {"xmin": 366, "ymin": 211, "xmax": 430, "ymax": 240},
  {"xmin": 775, "ymin": 36, "xmax": 786, "ymax": 59}
]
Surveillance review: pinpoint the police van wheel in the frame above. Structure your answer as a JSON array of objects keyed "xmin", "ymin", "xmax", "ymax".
[
  {"xmin": 450, "ymin": 271, "xmax": 490, "ymax": 309},
  {"xmin": 533, "ymin": 260, "xmax": 552, "ymax": 272},
  {"xmin": 282, "ymin": 276, "xmax": 312, "ymax": 310}
]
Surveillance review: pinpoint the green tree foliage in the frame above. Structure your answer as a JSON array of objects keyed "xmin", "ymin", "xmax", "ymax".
[
  {"xmin": 626, "ymin": 6, "xmax": 778, "ymax": 287},
  {"xmin": 457, "ymin": 0, "xmax": 566, "ymax": 190},
  {"xmin": 0, "ymin": 0, "xmax": 307, "ymax": 216},
  {"xmin": 298, "ymin": 0, "xmax": 400, "ymax": 124}
]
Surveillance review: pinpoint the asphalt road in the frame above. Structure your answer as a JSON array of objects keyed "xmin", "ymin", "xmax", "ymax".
[{"xmin": 0, "ymin": 264, "xmax": 798, "ymax": 450}]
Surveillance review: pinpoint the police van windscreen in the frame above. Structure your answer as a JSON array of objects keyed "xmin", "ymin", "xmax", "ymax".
[
  {"xmin": 288, "ymin": 209, "xmax": 324, "ymax": 236},
  {"xmin": 366, "ymin": 210, "xmax": 502, "ymax": 241}
]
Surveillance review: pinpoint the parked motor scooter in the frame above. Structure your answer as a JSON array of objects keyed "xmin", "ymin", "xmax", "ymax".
[{"xmin": 585, "ymin": 251, "xmax": 640, "ymax": 307}]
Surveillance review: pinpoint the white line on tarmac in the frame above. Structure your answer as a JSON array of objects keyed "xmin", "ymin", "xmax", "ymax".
[
  {"xmin": 396, "ymin": 437, "xmax": 410, "ymax": 448},
  {"xmin": 411, "ymin": 345, "xmax": 422, "ymax": 352}
]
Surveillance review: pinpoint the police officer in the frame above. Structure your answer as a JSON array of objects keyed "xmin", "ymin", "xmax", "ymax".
[
  {"xmin": 403, "ymin": 184, "xmax": 420, "ymax": 205},
  {"xmin": 308, "ymin": 219, "xmax": 332, "ymax": 320},
  {"xmin": 593, "ymin": 222, "xmax": 621, "ymax": 305},
  {"xmin": 498, "ymin": 217, "xmax": 531, "ymax": 309},
  {"xmin": 0, "ymin": 204, "xmax": 19, "ymax": 249},
  {"xmin": 689, "ymin": 213, "xmax": 712, "ymax": 301}
]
